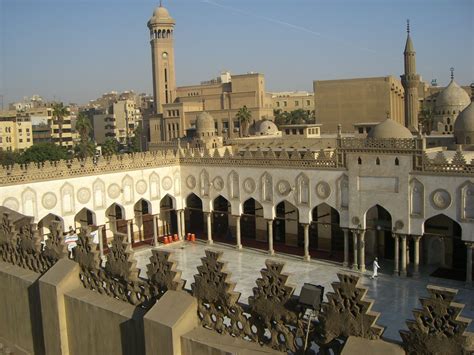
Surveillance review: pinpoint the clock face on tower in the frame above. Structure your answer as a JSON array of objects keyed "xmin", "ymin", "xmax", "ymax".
[{"xmin": 162, "ymin": 52, "xmax": 168, "ymax": 59}]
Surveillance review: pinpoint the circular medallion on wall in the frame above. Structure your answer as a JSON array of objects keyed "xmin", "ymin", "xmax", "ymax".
[
  {"xmin": 186, "ymin": 175, "xmax": 196, "ymax": 189},
  {"xmin": 243, "ymin": 178, "xmax": 256, "ymax": 194},
  {"xmin": 431, "ymin": 189, "xmax": 451, "ymax": 210},
  {"xmin": 42, "ymin": 192, "xmax": 57, "ymax": 210},
  {"xmin": 213, "ymin": 176, "xmax": 224, "ymax": 191},
  {"xmin": 162, "ymin": 176, "xmax": 173, "ymax": 191},
  {"xmin": 3, "ymin": 197, "xmax": 20, "ymax": 211},
  {"xmin": 108, "ymin": 184, "xmax": 121, "ymax": 199},
  {"xmin": 77, "ymin": 188, "xmax": 91, "ymax": 204},
  {"xmin": 276, "ymin": 180, "xmax": 291, "ymax": 196},
  {"xmin": 395, "ymin": 220, "xmax": 404, "ymax": 230},
  {"xmin": 136, "ymin": 180, "xmax": 148, "ymax": 195},
  {"xmin": 351, "ymin": 216, "xmax": 360, "ymax": 226},
  {"xmin": 315, "ymin": 181, "xmax": 331, "ymax": 199}
]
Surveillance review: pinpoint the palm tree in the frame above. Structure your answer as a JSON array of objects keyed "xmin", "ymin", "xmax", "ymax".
[
  {"xmin": 236, "ymin": 105, "xmax": 252, "ymax": 137},
  {"xmin": 75, "ymin": 112, "xmax": 92, "ymax": 144},
  {"xmin": 102, "ymin": 138, "xmax": 119, "ymax": 156},
  {"xmin": 52, "ymin": 102, "xmax": 69, "ymax": 147}
]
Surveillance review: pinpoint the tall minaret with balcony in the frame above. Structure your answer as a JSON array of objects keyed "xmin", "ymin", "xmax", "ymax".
[
  {"xmin": 400, "ymin": 20, "xmax": 421, "ymax": 131},
  {"xmin": 148, "ymin": 2, "xmax": 176, "ymax": 115}
]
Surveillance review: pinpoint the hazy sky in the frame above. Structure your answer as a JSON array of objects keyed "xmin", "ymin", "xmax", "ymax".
[{"xmin": 1, "ymin": 0, "xmax": 473, "ymax": 106}]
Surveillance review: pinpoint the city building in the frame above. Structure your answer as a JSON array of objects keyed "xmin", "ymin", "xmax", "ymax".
[
  {"xmin": 28, "ymin": 106, "xmax": 76, "ymax": 149},
  {"xmin": 271, "ymin": 91, "xmax": 314, "ymax": 115},
  {"xmin": 0, "ymin": 111, "xmax": 33, "ymax": 151}
]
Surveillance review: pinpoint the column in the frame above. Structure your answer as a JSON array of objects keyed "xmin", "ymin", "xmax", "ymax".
[
  {"xmin": 466, "ymin": 243, "xmax": 473, "ymax": 287},
  {"xmin": 98, "ymin": 225, "xmax": 105, "ymax": 260},
  {"xmin": 205, "ymin": 212, "xmax": 213, "ymax": 245},
  {"xmin": 181, "ymin": 210, "xmax": 186, "ymax": 239},
  {"xmin": 359, "ymin": 230, "xmax": 366, "ymax": 273},
  {"xmin": 342, "ymin": 229, "xmax": 349, "ymax": 267},
  {"xmin": 267, "ymin": 219, "xmax": 274, "ymax": 255},
  {"xmin": 393, "ymin": 233, "xmax": 399, "ymax": 276},
  {"xmin": 153, "ymin": 215, "xmax": 159, "ymax": 246},
  {"xmin": 235, "ymin": 215, "xmax": 242, "ymax": 250},
  {"xmin": 351, "ymin": 229, "xmax": 358, "ymax": 270},
  {"xmin": 413, "ymin": 236, "xmax": 421, "ymax": 277},
  {"xmin": 400, "ymin": 234, "xmax": 407, "ymax": 277},
  {"xmin": 303, "ymin": 223, "xmax": 310, "ymax": 262},
  {"xmin": 176, "ymin": 210, "xmax": 182, "ymax": 240},
  {"xmin": 127, "ymin": 220, "xmax": 133, "ymax": 249}
]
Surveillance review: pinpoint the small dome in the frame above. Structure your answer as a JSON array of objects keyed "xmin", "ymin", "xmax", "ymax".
[
  {"xmin": 367, "ymin": 119, "xmax": 413, "ymax": 139},
  {"xmin": 196, "ymin": 112, "xmax": 215, "ymax": 134},
  {"xmin": 252, "ymin": 119, "xmax": 279, "ymax": 136},
  {"xmin": 153, "ymin": 6, "xmax": 171, "ymax": 19},
  {"xmin": 148, "ymin": 5, "xmax": 175, "ymax": 26},
  {"xmin": 435, "ymin": 80, "xmax": 470, "ymax": 109},
  {"xmin": 454, "ymin": 102, "xmax": 474, "ymax": 134}
]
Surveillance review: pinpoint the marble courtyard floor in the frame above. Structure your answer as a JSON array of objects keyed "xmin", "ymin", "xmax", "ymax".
[{"xmin": 133, "ymin": 241, "xmax": 474, "ymax": 342}]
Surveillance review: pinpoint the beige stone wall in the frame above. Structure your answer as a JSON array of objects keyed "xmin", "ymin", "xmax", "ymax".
[
  {"xmin": 314, "ymin": 76, "xmax": 405, "ymax": 133},
  {"xmin": 272, "ymin": 92, "xmax": 314, "ymax": 113}
]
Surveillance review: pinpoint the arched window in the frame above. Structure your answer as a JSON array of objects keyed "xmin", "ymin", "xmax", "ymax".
[
  {"xmin": 358, "ymin": 157, "xmax": 362, "ymax": 165},
  {"xmin": 376, "ymin": 157, "xmax": 380, "ymax": 165},
  {"xmin": 467, "ymin": 136, "xmax": 471, "ymax": 144},
  {"xmin": 447, "ymin": 117, "xmax": 450, "ymax": 124},
  {"xmin": 395, "ymin": 157, "xmax": 399, "ymax": 166}
]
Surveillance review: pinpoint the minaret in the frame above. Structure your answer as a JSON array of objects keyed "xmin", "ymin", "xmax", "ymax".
[
  {"xmin": 148, "ymin": 2, "xmax": 176, "ymax": 115},
  {"xmin": 401, "ymin": 20, "xmax": 421, "ymax": 132}
]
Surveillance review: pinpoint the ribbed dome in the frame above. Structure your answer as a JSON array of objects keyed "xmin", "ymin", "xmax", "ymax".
[
  {"xmin": 196, "ymin": 112, "xmax": 215, "ymax": 134},
  {"xmin": 435, "ymin": 80, "xmax": 470, "ymax": 109},
  {"xmin": 368, "ymin": 119, "xmax": 413, "ymax": 139},
  {"xmin": 454, "ymin": 102, "xmax": 474, "ymax": 134},
  {"xmin": 252, "ymin": 119, "xmax": 279, "ymax": 136}
]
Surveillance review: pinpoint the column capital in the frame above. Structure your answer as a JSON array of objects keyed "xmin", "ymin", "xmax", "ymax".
[
  {"xmin": 411, "ymin": 235, "xmax": 422, "ymax": 242},
  {"xmin": 465, "ymin": 242, "xmax": 474, "ymax": 249},
  {"xmin": 391, "ymin": 232, "xmax": 400, "ymax": 239}
]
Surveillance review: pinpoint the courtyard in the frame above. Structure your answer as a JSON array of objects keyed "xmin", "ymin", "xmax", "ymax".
[{"xmin": 133, "ymin": 240, "xmax": 474, "ymax": 342}]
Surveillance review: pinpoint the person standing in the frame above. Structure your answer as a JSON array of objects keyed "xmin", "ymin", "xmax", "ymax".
[{"xmin": 370, "ymin": 257, "xmax": 381, "ymax": 279}]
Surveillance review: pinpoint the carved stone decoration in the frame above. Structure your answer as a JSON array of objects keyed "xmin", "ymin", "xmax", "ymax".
[
  {"xmin": 22, "ymin": 187, "xmax": 38, "ymax": 218},
  {"xmin": 60, "ymin": 183, "xmax": 74, "ymax": 216},
  {"xmin": 173, "ymin": 172, "xmax": 181, "ymax": 196},
  {"xmin": 121, "ymin": 175, "xmax": 134, "ymax": 205},
  {"xmin": 147, "ymin": 250, "xmax": 185, "ymax": 298},
  {"xmin": 200, "ymin": 170, "xmax": 210, "ymax": 197},
  {"xmin": 460, "ymin": 181, "xmax": 474, "ymax": 220},
  {"xmin": 42, "ymin": 192, "xmax": 58, "ymax": 209},
  {"xmin": 2, "ymin": 197, "xmax": 20, "ymax": 212},
  {"xmin": 261, "ymin": 172, "xmax": 273, "ymax": 202},
  {"xmin": 149, "ymin": 173, "xmax": 160, "ymax": 201},
  {"xmin": 337, "ymin": 174, "xmax": 349, "ymax": 210},
  {"xmin": 136, "ymin": 180, "xmax": 148, "ymax": 195},
  {"xmin": 74, "ymin": 230, "xmax": 156, "ymax": 308},
  {"xmin": 162, "ymin": 176, "xmax": 173, "ymax": 191},
  {"xmin": 277, "ymin": 180, "xmax": 292, "ymax": 196},
  {"xmin": 316, "ymin": 181, "xmax": 331, "ymax": 200},
  {"xmin": 431, "ymin": 189, "xmax": 451, "ymax": 210},
  {"xmin": 410, "ymin": 179, "xmax": 424, "ymax": 217},
  {"xmin": 108, "ymin": 183, "xmax": 121, "ymax": 199},
  {"xmin": 351, "ymin": 216, "xmax": 360, "ymax": 226},
  {"xmin": 186, "ymin": 175, "xmax": 196, "ymax": 190},
  {"xmin": 228, "ymin": 171, "xmax": 240, "ymax": 199},
  {"xmin": 93, "ymin": 178, "xmax": 106, "ymax": 209},
  {"xmin": 212, "ymin": 176, "xmax": 224, "ymax": 191},
  {"xmin": 395, "ymin": 220, "xmax": 404, "ymax": 230},
  {"xmin": 191, "ymin": 250, "xmax": 256, "ymax": 341},
  {"xmin": 400, "ymin": 285, "xmax": 474, "ymax": 355},
  {"xmin": 317, "ymin": 273, "xmax": 384, "ymax": 347},
  {"xmin": 77, "ymin": 188, "xmax": 91, "ymax": 204},
  {"xmin": 296, "ymin": 173, "xmax": 309, "ymax": 206},
  {"xmin": 243, "ymin": 177, "xmax": 256, "ymax": 194},
  {"xmin": 248, "ymin": 260, "xmax": 304, "ymax": 352},
  {"xmin": 42, "ymin": 221, "xmax": 69, "ymax": 267}
]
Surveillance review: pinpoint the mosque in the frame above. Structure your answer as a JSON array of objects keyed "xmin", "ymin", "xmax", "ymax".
[{"xmin": 0, "ymin": 3, "xmax": 473, "ymax": 285}]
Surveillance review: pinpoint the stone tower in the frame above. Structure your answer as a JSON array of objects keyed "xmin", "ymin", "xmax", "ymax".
[
  {"xmin": 401, "ymin": 20, "xmax": 421, "ymax": 132},
  {"xmin": 148, "ymin": 2, "xmax": 176, "ymax": 115}
]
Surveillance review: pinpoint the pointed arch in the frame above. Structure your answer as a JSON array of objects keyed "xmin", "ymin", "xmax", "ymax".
[
  {"xmin": 460, "ymin": 181, "xmax": 474, "ymax": 220},
  {"xmin": 60, "ymin": 182, "xmax": 75, "ymax": 216},
  {"xmin": 149, "ymin": 172, "xmax": 160, "ymax": 200},
  {"xmin": 364, "ymin": 204, "xmax": 394, "ymax": 260},
  {"xmin": 260, "ymin": 172, "xmax": 273, "ymax": 202},
  {"xmin": 184, "ymin": 193, "xmax": 204, "ymax": 240},
  {"xmin": 121, "ymin": 175, "xmax": 134, "ymax": 205},
  {"xmin": 310, "ymin": 203, "xmax": 344, "ymax": 259},
  {"xmin": 410, "ymin": 178, "xmax": 424, "ymax": 217},
  {"xmin": 296, "ymin": 173, "xmax": 309, "ymax": 206},
  {"xmin": 38, "ymin": 213, "xmax": 64, "ymax": 238},
  {"xmin": 159, "ymin": 194, "xmax": 177, "ymax": 237},
  {"xmin": 173, "ymin": 171, "xmax": 181, "ymax": 196},
  {"xmin": 22, "ymin": 187, "xmax": 37, "ymax": 218},
  {"xmin": 337, "ymin": 174, "xmax": 349, "ymax": 210},
  {"xmin": 241, "ymin": 198, "xmax": 265, "ymax": 247},
  {"xmin": 228, "ymin": 170, "xmax": 240, "ymax": 199},
  {"xmin": 199, "ymin": 169, "xmax": 210, "ymax": 197},
  {"xmin": 93, "ymin": 178, "xmax": 106, "ymax": 209},
  {"xmin": 75, "ymin": 207, "xmax": 96, "ymax": 228},
  {"xmin": 133, "ymin": 198, "xmax": 153, "ymax": 245},
  {"xmin": 105, "ymin": 203, "xmax": 127, "ymax": 235},
  {"xmin": 212, "ymin": 195, "xmax": 232, "ymax": 243}
]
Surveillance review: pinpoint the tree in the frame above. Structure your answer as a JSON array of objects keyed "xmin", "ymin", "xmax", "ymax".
[
  {"xmin": 236, "ymin": 105, "xmax": 252, "ymax": 137},
  {"xmin": 130, "ymin": 124, "xmax": 143, "ymax": 153},
  {"xmin": 74, "ymin": 112, "xmax": 95, "ymax": 159},
  {"xmin": 419, "ymin": 108, "xmax": 434, "ymax": 135},
  {"xmin": 0, "ymin": 150, "xmax": 20, "ymax": 166},
  {"xmin": 52, "ymin": 102, "xmax": 69, "ymax": 147},
  {"xmin": 18, "ymin": 143, "xmax": 70, "ymax": 164},
  {"xmin": 102, "ymin": 138, "xmax": 119, "ymax": 156}
]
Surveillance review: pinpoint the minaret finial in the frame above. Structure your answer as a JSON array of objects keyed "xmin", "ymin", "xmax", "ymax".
[
  {"xmin": 406, "ymin": 19, "xmax": 410, "ymax": 34},
  {"xmin": 159, "ymin": 0, "xmax": 163, "ymax": 7},
  {"xmin": 450, "ymin": 67, "xmax": 454, "ymax": 80}
]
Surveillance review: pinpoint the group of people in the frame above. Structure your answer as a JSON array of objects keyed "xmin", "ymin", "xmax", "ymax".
[{"xmin": 63, "ymin": 226, "xmax": 99, "ymax": 257}]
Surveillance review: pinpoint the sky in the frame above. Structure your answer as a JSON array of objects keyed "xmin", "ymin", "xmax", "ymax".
[{"xmin": 0, "ymin": 0, "xmax": 473, "ymax": 106}]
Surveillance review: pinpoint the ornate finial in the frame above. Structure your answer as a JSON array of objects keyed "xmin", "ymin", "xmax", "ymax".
[
  {"xmin": 159, "ymin": 0, "xmax": 163, "ymax": 7},
  {"xmin": 406, "ymin": 19, "xmax": 410, "ymax": 34},
  {"xmin": 450, "ymin": 67, "xmax": 454, "ymax": 80}
]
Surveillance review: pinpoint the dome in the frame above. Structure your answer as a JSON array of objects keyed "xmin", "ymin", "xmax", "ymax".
[
  {"xmin": 195, "ymin": 112, "xmax": 216, "ymax": 134},
  {"xmin": 252, "ymin": 119, "xmax": 279, "ymax": 136},
  {"xmin": 148, "ymin": 5, "xmax": 175, "ymax": 26},
  {"xmin": 454, "ymin": 102, "xmax": 474, "ymax": 134},
  {"xmin": 153, "ymin": 6, "xmax": 171, "ymax": 19},
  {"xmin": 367, "ymin": 119, "xmax": 413, "ymax": 139},
  {"xmin": 435, "ymin": 80, "xmax": 470, "ymax": 109}
]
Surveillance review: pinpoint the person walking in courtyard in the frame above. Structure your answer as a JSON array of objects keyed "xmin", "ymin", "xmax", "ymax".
[{"xmin": 370, "ymin": 257, "xmax": 381, "ymax": 279}]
